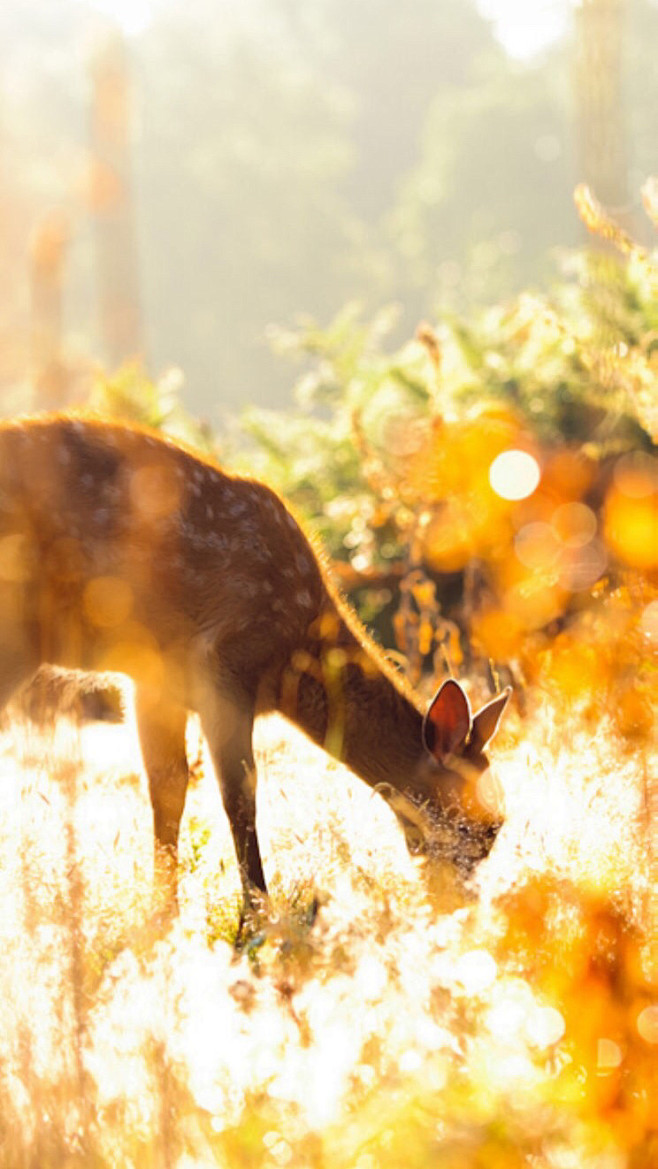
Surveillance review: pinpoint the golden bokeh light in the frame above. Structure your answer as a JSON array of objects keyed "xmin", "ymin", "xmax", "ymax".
[
  {"xmin": 84, "ymin": 576, "xmax": 134, "ymax": 628},
  {"xmin": 596, "ymin": 1037, "xmax": 623, "ymax": 1072},
  {"xmin": 640, "ymin": 600, "xmax": 658, "ymax": 642},
  {"xmin": 552, "ymin": 501, "xmax": 597, "ymax": 547},
  {"xmin": 97, "ymin": 621, "xmax": 163, "ymax": 692},
  {"xmin": 489, "ymin": 450, "xmax": 540, "ymax": 501},
  {"xmin": 604, "ymin": 487, "xmax": 658, "ymax": 570},
  {"xmin": 525, "ymin": 1005, "xmax": 565, "ymax": 1050},
  {"xmin": 613, "ymin": 451, "xmax": 658, "ymax": 499},
  {"xmin": 423, "ymin": 501, "xmax": 480, "ymax": 572},
  {"xmin": 636, "ymin": 1006, "xmax": 658, "ymax": 1045},
  {"xmin": 514, "ymin": 522, "xmax": 560, "ymax": 571},
  {"xmin": 129, "ymin": 463, "xmax": 182, "ymax": 522},
  {"xmin": 472, "ymin": 608, "xmax": 525, "ymax": 659}
]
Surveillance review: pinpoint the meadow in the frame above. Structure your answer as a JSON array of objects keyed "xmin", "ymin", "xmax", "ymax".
[{"xmin": 0, "ymin": 652, "xmax": 655, "ymax": 1168}]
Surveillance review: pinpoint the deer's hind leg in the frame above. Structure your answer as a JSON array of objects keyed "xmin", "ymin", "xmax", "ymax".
[
  {"xmin": 0, "ymin": 638, "xmax": 40, "ymax": 721},
  {"xmin": 197, "ymin": 684, "xmax": 266, "ymax": 902},
  {"xmin": 135, "ymin": 689, "xmax": 189, "ymax": 898}
]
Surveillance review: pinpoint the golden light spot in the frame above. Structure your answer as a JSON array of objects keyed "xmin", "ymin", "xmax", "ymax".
[
  {"xmin": 546, "ymin": 637, "xmax": 603, "ymax": 697},
  {"xmin": 596, "ymin": 1037, "xmax": 623, "ymax": 1072},
  {"xmin": 613, "ymin": 451, "xmax": 658, "ymax": 499},
  {"xmin": 525, "ymin": 1006, "xmax": 565, "ymax": 1049},
  {"xmin": 0, "ymin": 534, "xmax": 32, "ymax": 582},
  {"xmin": 504, "ymin": 577, "xmax": 564, "ymax": 632},
  {"xmin": 489, "ymin": 450, "xmax": 540, "ymax": 501},
  {"xmin": 552, "ymin": 501, "xmax": 597, "ymax": 548},
  {"xmin": 604, "ymin": 488, "xmax": 658, "ymax": 570},
  {"xmin": 454, "ymin": 949, "xmax": 498, "ymax": 995},
  {"xmin": 640, "ymin": 600, "xmax": 658, "ymax": 642},
  {"xmin": 616, "ymin": 686, "xmax": 653, "ymax": 740},
  {"xmin": 636, "ymin": 1005, "xmax": 658, "ymax": 1044},
  {"xmin": 98, "ymin": 622, "xmax": 163, "ymax": 691},
  {"xmin": 472, "ymin": 608, "xmax": 524, "ymax": 659},
  {"xmin": 544, "ymin": 448, "xmax": 596, "ymax": 500},
  {"xmin": 424, "ymin": 502, "xmax": 477, "ymax": 572},
  {"xmin": 514, "ymin": 522, "xmax": 561, "ymax": 571},
  {"xmin": 84, "ymin": 577, "xmax": 133, "ymax": 628},
  {"xmin": 130, "ymin": 463, "xmax": 181, "ymax": 521},
  {"xmin": 485, "ymin": 977, "xmax": 535, "ymax": 1039}
]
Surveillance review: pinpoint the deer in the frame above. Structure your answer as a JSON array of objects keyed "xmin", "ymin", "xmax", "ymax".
[{"xmin": 0, "ymin": 414, "xmax": 511, "ymax": 910}]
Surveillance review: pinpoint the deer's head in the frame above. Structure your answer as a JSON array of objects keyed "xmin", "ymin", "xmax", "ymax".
[{"xmin": 386, "ymin": 679, "xmax": 511, "ymax": 876}]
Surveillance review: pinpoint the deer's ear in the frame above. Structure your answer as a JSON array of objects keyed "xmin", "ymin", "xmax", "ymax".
[
  {"xmin": 469, "ymin": 687, "xmax": 512, "ymax": 754},
  {"xmin": 423, "ymin": 679, "xmax": 471, "ymax": 760}
]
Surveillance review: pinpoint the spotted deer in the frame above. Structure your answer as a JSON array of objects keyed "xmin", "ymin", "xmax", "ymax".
[{"xmin": 0, "ymin": 415, "xmax": 510, "ymax": 905}]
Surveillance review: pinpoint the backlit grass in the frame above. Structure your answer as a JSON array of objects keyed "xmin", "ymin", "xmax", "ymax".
[{"xmin": 0, "ymin": 681, "xmax": 655, "ymax": 1168}]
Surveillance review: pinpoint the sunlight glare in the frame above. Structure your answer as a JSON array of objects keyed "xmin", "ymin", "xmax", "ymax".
[
  {"xmin": 525, "ymin": 1005, "xmax": 566, "ymax": 1049},
  {"xmin": 597, "ymin": 1038, "xmax": 623, "ymax": 1072},
  {"xmin": 88, "ymin": 0, "xmax": 159, "ymax": 36},
  {"xmin": 489, "ymin": 450, "xmax": 541, "ymax": 500},
  {"xmin": 636, "ymin": 1006, "xmax": 658, "ymax": 1045},
  {"xmin": 476, "ymin": 0, "xmax": 570, "ymax": 59},
  {"xmin": 640, "ymin": 600, "xmax": 658, "ymax": 642},
  {"xmin": 454, "ymin": 950, "xmax": 498, "ymax": 995}
]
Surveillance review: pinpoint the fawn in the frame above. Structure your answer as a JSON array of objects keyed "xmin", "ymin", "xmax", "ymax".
[{"xmin": 0, "ymin": 415, "xmax": 510, "ymax": 905}]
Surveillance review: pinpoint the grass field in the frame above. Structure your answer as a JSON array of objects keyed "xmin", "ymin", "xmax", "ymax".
[{"xmin": 0, "ymin": 679, "xmax": 655, "ymax": 1168}]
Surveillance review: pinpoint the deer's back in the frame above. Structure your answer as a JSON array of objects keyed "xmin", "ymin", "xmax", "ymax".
[{"xmin": 0, "ymin": 416, "xmax": 324, "ymax": 682}]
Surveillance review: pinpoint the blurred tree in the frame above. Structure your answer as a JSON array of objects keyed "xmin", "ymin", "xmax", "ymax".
[
  {"xmin": 289, "ymin": 0, "xmax": 503, "ymax": 218},
  {"xmin": 136, "ymin": 0, "xmax": 388, "ymax": 412},
  {"xmin": 89, "ymin": 30, "xmax": 143, "ymax": 367},
  {"xmin": 132, "ymin": 0, "xmax": 513, "ymax": 411},
  {"xmin": 574, "ymin": 0, "xmax": 629, "ymax": 222},
  {"xmin": 626, "ymin": 0, "xmax": 658, "ymax": 243},
  {"xmin": 391, "ymin": 53, "xmax": 577, "ymax": 313},
  {"xmin": 29, "ymin": 211, "xmax": 70, "ymax": 408}
]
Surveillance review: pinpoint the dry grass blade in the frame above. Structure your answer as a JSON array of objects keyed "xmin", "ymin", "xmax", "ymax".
[{"xmin": 574, "ymin": 182, "xmax": 649, "ymax": 259}]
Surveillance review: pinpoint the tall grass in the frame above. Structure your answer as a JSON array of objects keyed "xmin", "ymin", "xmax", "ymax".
[{"xmin": 0, "ymin": 678, "xmax": 654, "ymax": 1168}]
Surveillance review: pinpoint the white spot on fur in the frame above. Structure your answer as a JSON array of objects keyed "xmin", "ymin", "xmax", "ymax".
[{"xmin": 296, "ymin": 552, "xmax": 313, "ymax": 575}]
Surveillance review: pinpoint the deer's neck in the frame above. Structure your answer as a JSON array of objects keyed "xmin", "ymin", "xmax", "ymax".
[{"xmin": 273, "ymin": 595, "xmax": 426, "ymax": 793}]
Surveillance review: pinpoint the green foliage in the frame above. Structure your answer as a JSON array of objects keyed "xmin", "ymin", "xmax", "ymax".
[
  {"xmin": 87, "ymin": 362, "xmax": 217, "ymax": 452},
  {"xmin": 237, "ymin": 244, "xmax": 656, "ymax": 568}
]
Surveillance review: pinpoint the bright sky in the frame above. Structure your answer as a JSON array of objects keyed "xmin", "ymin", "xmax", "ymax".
[
  {"xmin": 88, "ymin": 0, "xmax": 572, "ymax": 56},
  {"xmin": 476, "ymin": 0, "xmax": 571, "ymax": 58},
  {"xmin": 87, "ymin": 0, "xmax": 159, "ymax": 36}
]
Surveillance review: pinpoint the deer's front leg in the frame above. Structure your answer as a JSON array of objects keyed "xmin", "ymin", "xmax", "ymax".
[
  {"xmin": 198, "ymin": 688, "xmax": 266, "ymax": 900},
  {"xmin": 135, "ymin": 689, "xmax": 190, "ymax": 899}
]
